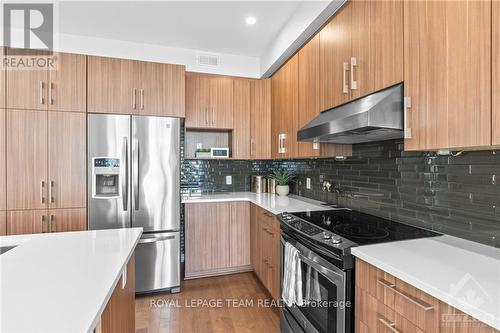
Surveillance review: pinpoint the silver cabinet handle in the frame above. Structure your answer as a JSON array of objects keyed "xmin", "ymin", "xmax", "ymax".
[
  {"xmin": 350, "ymin": 57, "xmax": 358, "ymax": 90},
  {"xmin": 378, "ymin": 279, "xmax": 434, "ymax": 311},
  {"xmin": 132, "ymin": 88, "xmax": 137, "ymax": 109},
  {"xmin": 49, "ymin": 81, "xmax": 54, "ymax": 105},
  {"xmin": 40, "ymin": 181, "xmax": 45, "ymax": 204},
  {"xmin": 49, "ymin": 214, "xmax": 55, "ymax": 232},
  {"xmin": 49, "ymin": 180, "xmax": 55, "ymax": 204},
  {"xmin": 404, "ymin": 96, "xmax": 412, "ymax": 139},
  {"xmin": 342, "ymin": 62, "xmax": 349, "ymax": 94},
  {"xmin": 205, "ymin": 106, "xmax": 209, "ymax": 125},
  {"xmin": 133, "ymin": 139, "xmax": 139, "ymax": 211},
  {"xmin": 139, "ymin": 235, "xmax": 175, "ymax": 244},
  {"xmin": 39, "ymin": 81, "xmax": 44, "ymax": 104},
  {"xmin": 140, "ymin": 89, "xmax": 144, "ymax": 110},
  {"xmin": 250, "ymin": 139, "xmax": 254, "ymax": 157},
  {"xmin": 211, "ymin": 106, "xmax": 215, "ymax": 125},
  {"xmin": 121, "ymin": 137, "xmax": 129, "ymax": 211},
  {"xmin": 278, "ymin": 133, "xmax": 287, "ymax": 154},
  {"xmin": 378, "ymin": 317, "xmax": 401, "ymax": 333},
  {"xmin": 41, "ymin": 215, "xmax": 47, "ymax": 233}
]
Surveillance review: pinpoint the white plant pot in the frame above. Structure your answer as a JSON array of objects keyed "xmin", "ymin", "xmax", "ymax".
[{"xmin": 276, "ymin": 185, "xmax": 290, "ymax": 196}]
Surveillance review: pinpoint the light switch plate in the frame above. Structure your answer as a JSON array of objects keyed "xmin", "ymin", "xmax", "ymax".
[
  {"xmin": 306, "ymin": 178, "xmax": 311, "ymax": 189},
  {"xmin": 226, "ymin": 175, "xmax": 232, "ymax": 185},
  {"xmin": 196, "ymin": 143, "xmax": 203, "ymax": 150}
]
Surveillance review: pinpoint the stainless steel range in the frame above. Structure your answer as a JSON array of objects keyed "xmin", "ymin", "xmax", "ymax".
[{"xmin": 278, "ymin": 209, "xmax": 441, "ymax": 333}]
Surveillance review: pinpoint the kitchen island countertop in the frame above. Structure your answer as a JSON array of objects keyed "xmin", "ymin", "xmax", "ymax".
[{"xmin": 0, "ymin": 228, "xmax": 142, "ymax": 333}]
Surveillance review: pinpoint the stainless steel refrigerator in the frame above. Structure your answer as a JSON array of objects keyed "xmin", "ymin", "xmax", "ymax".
[{"xmin": 87, "ymin": 114, "xmax": 180, "ymax": 294}]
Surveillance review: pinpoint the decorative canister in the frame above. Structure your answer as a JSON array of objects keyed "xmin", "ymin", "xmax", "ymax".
[{"xmin": 267, "ymin": 177, "xmax": 276, "ymax": 194}]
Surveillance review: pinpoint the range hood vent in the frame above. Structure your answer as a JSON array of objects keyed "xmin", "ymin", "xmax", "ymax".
[{"xmin": 298, "ymin": 83, "xmax": 404, "ymax": 144}]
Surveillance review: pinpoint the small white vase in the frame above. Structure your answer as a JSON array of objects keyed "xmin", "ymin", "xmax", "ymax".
[{"xmin": 276, "ymin": 185, "xmax": 290, "ymax": 196}]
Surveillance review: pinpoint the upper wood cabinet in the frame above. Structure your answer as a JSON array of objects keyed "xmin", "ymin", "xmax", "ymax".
[
  {"xmin": 271, "ymin": 54, "xmax": 299, "ymax": 158},
  {"xmin": 404, "ymin": 0, "xmax": 491, "ymax": 151},
  {"xmin": 48, "ymin": 112, "xmax": 86, "ymax": 209},
  {"xmin": 319, "ymin": 0, "xmax": 403, "ymax": 110},
  {"xmin": 6, "ymin": 109, "xmax": 48, "ymax": 210},
  {"xmin": 493, "ymin": 0, "xmax": 500, "ymax": 146},
  {"xmin": 6, "ymin": 109, "xmax": 86, "ymax": 211},
  {"xmin": 88, "ymin": 56, "xmax": 185, "ymax": 117},
  {"xmin": 232, "ymin": 79, "xmax": 251, "ymax": 159},
  {"xmin": 185, "ymin": 73, "xmax": 233, "ymax": 129},
  {"xmin": 5, "ymin": 50, "xmax": 86, "ymax": 112},
  {"xmin": 250, "ymin": 79, "xmax": 271, "ymax": 159},
  {"xmin": 0, "ymin": 109, "xmax": 5, "ymax": 211}
]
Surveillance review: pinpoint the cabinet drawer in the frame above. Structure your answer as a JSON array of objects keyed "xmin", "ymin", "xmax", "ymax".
[{"xmin": 356, "ymin": 259, "xmax": 439, "ymax": 332}]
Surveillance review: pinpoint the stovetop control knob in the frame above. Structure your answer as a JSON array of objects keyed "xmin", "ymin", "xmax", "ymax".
[
  {"xmin": 322, "ymin": 232, "xmax": 333, "ymax": 240},
  {"xmin": 330, "ymin": 236, "xmax": 342, "ymax": 244}
]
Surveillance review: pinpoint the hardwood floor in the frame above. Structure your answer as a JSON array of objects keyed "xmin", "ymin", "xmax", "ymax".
[{"xmin": 135, "ymin": 272, "xmax": 280, "ymax": 333}]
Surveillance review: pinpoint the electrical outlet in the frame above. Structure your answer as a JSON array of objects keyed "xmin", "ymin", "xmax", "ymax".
[
  {"xmin": 196, "ymin": 143, "xmax": 203, "ymax": 150},
  {"xmin": 226, "ymin": 175, "xmax": 232, "ymax": 185},
  {"xmin": 306, "ymin": 178, "xmax": 311, "ymax": 189}
]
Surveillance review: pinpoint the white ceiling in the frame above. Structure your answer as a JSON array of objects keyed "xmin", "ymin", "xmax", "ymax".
[{"xmin": 59, "ymin": 1, "xmax": 324, "ymax": 58}]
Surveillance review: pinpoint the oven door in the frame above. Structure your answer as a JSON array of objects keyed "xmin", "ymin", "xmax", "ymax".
[{"xmin": 281, "ymin": 235, "xmax": 347, "ymax": 333}]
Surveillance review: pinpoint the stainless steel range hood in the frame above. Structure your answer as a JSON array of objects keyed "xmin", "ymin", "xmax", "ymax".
[{"xmin": 298, "ymin": 83, "xmax": 404, "ymax": 144}]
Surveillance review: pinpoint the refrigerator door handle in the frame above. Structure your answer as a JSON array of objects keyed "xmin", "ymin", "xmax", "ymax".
[
  {"xmin": 133, "ymin": 139, "xmax": 139, "ymax": 210},
  {"xmin": 138, "ymin": 235, "xmax": 175, "ymax": 244},
  {"xmin": 121, "ymin": 137, "xmax": 129, "ymax": 211}
]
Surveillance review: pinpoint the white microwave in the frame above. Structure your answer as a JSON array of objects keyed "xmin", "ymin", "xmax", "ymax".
[{"xmin": 210, "ymin": 148, "xmax": 229, "ymax": 158}]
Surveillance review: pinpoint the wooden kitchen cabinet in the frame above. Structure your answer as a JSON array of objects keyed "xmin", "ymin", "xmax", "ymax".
[
  {"xmin": 185, "ymin": 73, "xmax": 233, "ymax": 129},
  {"xmin": 493, "ymin": 0, "xmax": 500, "ymax": 146},
  {"xmin": 319, "ymin": 3, "xmax": 352, "ymax": 111},
  {"xmin": 0, "ymin": 109, "xmax": 5, "ymax": 211},
  {"xmin": 48, "ymin": 208, "xmax": 87, "ymax": 233},
  {"xmin": 232, "ymin": 79, "xmax": 251, "ymax": 159},
  {"xmin": 271, "ymin": 54, "xmax": 299, "ymax": 158},
  {"xmin": 6, "ymin": 109, "xmax": 48, "ymax": 210},
  {"xmin": 250, "ymin": 79, "xmax": 271, "ymax": 159},
  {"xmin": 48, "ymin": 112, "xmax": 86, "ymax": 209},
  {"xmin": 404, "ymin": 0, "xmax": 491, "ymax": 151},
  {"xmin": 87, "ymin": 56, "xmax": 139, "ymax": 114},
  {"xmin": 100, "ymin": 255, "xmax": 135, "ymax": 333},
  {"xmin": 6, "ymin": 210, "xmax": 48, "ymax": 235},
  {"xmin": 229, "ymin": 202, "xmax": 250, "ymax": 268},
  {"xmin": 250, "ymin": 205, "xmax": 263, "ymax": 278},
  {"xmin": 0, "ymin": 211, "xmax": 6, "ymax": 236},
  {"xmin": 6, "ymin": 50, "xmax": 86, "ymax": 112},
  {"xmin": 0, "ymin": 48, "xmax": 4, "ymax": 108}
]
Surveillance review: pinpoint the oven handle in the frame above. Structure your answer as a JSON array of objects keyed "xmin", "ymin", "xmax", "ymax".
[{"xmin": 281, "ymin": 236, "xmax": 345, "ymax": 283}]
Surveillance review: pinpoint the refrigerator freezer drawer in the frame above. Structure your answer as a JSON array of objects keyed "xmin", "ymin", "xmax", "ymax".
[{"xmin": 135, "ymin": 231, "xmax": 180, "ymax": 294}]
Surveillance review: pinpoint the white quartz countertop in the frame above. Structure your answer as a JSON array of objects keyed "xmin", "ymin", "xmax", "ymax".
[
  {"xmin": 182, "ymin": 192, "xmax": 328, "ymax": 214},
  {"xmin": 351, "ymin": 235, "xmax": 500, "ymax": 330},
  {"xmin": 0, "ymin": 228, "xmax": 142, "ymax": 333}
]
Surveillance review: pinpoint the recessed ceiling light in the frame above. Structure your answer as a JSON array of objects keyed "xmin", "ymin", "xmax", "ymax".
[{"xmin": 245, "ymin": 16, "xmax": 256, "ymax": 25}]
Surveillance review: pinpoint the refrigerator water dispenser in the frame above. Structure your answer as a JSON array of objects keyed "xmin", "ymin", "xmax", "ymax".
[{"xmin": 92, "ymin": 157, "xmax": 121, "ymax": 198}]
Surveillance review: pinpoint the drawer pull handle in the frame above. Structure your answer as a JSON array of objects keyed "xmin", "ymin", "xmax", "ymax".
[
  {"xmin": 378, "ymin": 317, "xmax": 401, "ymax": 333},
  {"xmin": 378, "ymin": 279, "xmax": 434, "ymax": 311}
]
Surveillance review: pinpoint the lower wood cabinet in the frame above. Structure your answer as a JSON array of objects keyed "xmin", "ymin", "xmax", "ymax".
[
  {"xmin": 355, "ymin": 259, "xmax": 499, "ymax": 333},
  {"xmin": 185, "ymin": 201, "xmax": 251, "ymax": 279},
  {"xmin": 0, "ymin": 109, "xmax": 5, "ymax": 211},
  {"xmin": 0, "ymin": 211, "xmax": 6, "ymax": 236},
  {"xmin": 6, "ymin": 208, "xmax": 86, "ymax": 235},
  {"xmin": 98, "ymin": 255, "xmax": 135, "ymax": 333},
  {"xmin": 250, "ymin": 204, "xmax": 280, "ymax": 301}
]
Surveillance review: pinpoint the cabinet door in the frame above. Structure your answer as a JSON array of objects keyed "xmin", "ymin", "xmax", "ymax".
[
  {"xmin": 48, "ymin": 112, "xmax": 86, "ymax": 209},
  {"xmin": 271, "ymin": 54, "xmax": 299, "ymax": 158},
  {"xmin": 319, "ymin": 3, "xmax": 352, "ymax": 110},
  {"xmin": 250, "ymin": 79, "xmax": 271, "ymax": 159},
  {"xmin": 404, "ymin": 0, "xmax": 491, "ymax": 150},
  {"xmin": 0, "ymin": 109, "xmax": 5, "ymax": 211},
  {"xmin": 6, "ymin": 109, "xmax": 47, "ymax": 210},
  {"xmin": 250, "ymin": 204, "xmax": 263, "ymax": 278},
  {"xmin": 185, "ymin": 202, "xmax": 230, "ymax": 277},
  {"xmin": 49, "ymin": 208, "xmax": 86, "ymax": 233},
  {"xmin": 298, "ymin": 35, "xmax": 321, "ymax": 158},
  {"xmin": 229, "ymin": 202, "xmax": 250, "ymax": 267},
  {"xmin": 185, "ymin": 73, "xmax": 210, "ymax": 128},
  {"xmin": 0, "ymin": 48, "xmax": 4, "ymax": 108},
  {"xmin": 5, "ymin": 48, "xmax": 49, "ymax": 111},
  {"xmin": 6, "ymin": 210, "xmax": 48, "ymax": 235},
  {"xmin": 139, "ymin": 62, "xmax": 185, "ymax": 117},
  {"xmin": 209, "ymin": 76, "xmax": 233, "ymax": 129},
  {"xmin": 0, "ymin": 211, "xmax": 6, "ymax": 236},
  {"xmin": 87, "ymin": 56, "xmax": 139, "ymax": 114},
  {"xmin": 493, "ymin": 0, "xmax": 500, "ymax": 145},
  {"xmin": 260, "ymin": 216, "xmax": 281, "ymax": 301},
  {"xmin": 232, "ymin": 79, "xmax": 251, "ymax": 159},
  {"xmin": 48, "ymin": 52, "xmax": 86, "ymax": 112},
  {"xmin": 100, "ymin": 255, "xmax": 135, "ymax": 333}
]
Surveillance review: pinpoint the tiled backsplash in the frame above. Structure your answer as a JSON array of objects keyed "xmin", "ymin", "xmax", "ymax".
[{"xmin": 182, "ymin": 136, "xmax": 500, "ymax": 248}]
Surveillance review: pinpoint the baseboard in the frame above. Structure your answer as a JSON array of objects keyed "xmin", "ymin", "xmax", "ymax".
[{"xmin": 184, "ymin": 265, "xmax": 253, "ymax": 280}]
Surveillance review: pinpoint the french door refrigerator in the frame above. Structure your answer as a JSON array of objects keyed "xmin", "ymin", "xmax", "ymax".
[{"xmin": 88, "ymin": 114, "xmax": 180, "ymax": 294}]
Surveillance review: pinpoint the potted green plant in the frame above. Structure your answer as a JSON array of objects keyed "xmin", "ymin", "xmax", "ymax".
[{"xmin": 269, "ymin": 170, "xmax": 295, "ymax": 196}]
